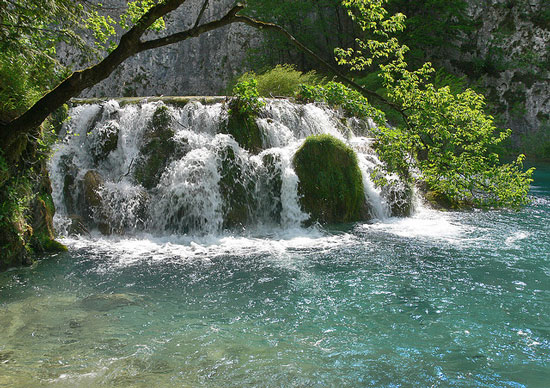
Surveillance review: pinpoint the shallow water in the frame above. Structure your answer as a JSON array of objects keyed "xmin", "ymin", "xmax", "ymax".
[{"xmin": 1, "ymin": 166, "xmax": 549, "ymax": 387}]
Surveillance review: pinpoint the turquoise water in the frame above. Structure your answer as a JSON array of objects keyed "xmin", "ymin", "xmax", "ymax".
[{"xmin": 1, "ymin": 166, "xmax": 549, "ymax": 387}]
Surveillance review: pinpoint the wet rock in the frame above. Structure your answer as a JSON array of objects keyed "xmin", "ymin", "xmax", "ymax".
[
  {"xmin": 83, "ymin": 170, "xmax": 104, "ymax": 213},
  {"xmin": 217, "ymin": 144, "xmax": 254, "ymax": 229},
  {"xmin": 90, "ymin": 120, "xmax": 119, "ymax": 163},
  {"xmin": 383, "ymin": 181, "xmax": 414, "ymax": 217},
  {"xmin": 81, "ymin": 170, "xmax": 111, "ymax": 234},
  {"xmin": 133, "ymin": 105, "xmax": 184, "ymax": 189},
  {"xmin": 66, "ymin": 215, "xmax": 89, "ymax": 236},
  {"xmin": 31, "ymin": 175, "xmax": 67, "ymax": 254},
  {"xmin": 223, "ymin": 101, "xmax": 263, "ymax": 154},
  {"xmin": 80, "ymin": 293, "xmax": 140, "ymax": 312},
  {"xmin": 293, "ymin": 134, "xmax": 368, "ymax": 224},
  {"xmin": 261, "ymin": 153, "xmax": 283, "ymax": 224},
  {"xmin": 63, "ymin": 174, "xmax": 76, "ymax": 214}
]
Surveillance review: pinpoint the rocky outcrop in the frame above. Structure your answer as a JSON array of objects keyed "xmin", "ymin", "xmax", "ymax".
[{"xmin": 293, "ymin": 134, "xmax": 367, "ymax": 224}]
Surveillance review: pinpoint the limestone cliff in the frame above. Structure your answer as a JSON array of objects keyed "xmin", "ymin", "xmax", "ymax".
[
  {"xmin": 446, "ymin": 0, "xmax": 550, "ymax": 154},
  {"xmin": 68, "ymin": 0, "xmax": 260, "ymax": 97}
]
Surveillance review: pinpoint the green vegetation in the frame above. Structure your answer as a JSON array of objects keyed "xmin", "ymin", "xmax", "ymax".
[
  {"xmin": 232, "ymin": 0, "xmax": 533, "ymax": 209},
  {"xmin": 298, "ymin": 82, "xmax": 385, "ymax": 122},
  {"xmin": 225, "ymin": 80, "xmax": 264, "ymax": 153},
  {"xmin": 233, "ymin": 64, "xmax": 323, "ymax": 97},
  {"xmin": 333, "ymin": 0, "xmax": 533, "ymax": 208},
  {"xmin": 293, "ymin": 134, "xmax": 366, "ymax": 224}
]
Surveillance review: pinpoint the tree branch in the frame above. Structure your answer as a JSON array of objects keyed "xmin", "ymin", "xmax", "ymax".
[
  {"xmin": 193, "ymin": 0, "xmax": 210, "ymax": 28},
  {"xmin": 137, "ymin": 3, "xmax": 243, "ymax": 52}
]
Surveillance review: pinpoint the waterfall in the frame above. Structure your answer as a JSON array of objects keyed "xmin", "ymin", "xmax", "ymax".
[{"xmin": 50, "ymin": 98, "xmax": 412, "ymax": 236}]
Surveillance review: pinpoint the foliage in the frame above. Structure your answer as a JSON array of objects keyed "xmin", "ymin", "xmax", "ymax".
[
  {"xmin": 0, "ymin": 170, "xmax": 33, "ymax": 228},
  {"xmin": 121, "ymin": 0, "xmax": 166, "ymax": 31},
  {"xmin": 376, "ymin": 59, "xmax": 534, "ymax": 207},
  {"xmin": 243, "ymin": 0, "xmax": 350, "ymax": 70},
  {"xmin": 298, "ymin": 81, "xmax": 385, "ymax": 123},
  {"xmin": 0, "ymin": 57, "xmax": 44, "ymax": 121},
  {"xmin": 293, "ymin": 134, "xmax": 365, "ymax": 223},
  {"xmin": 230, "ymin": 79, "xmax": 265, "ymax": 116},
  {"xmin": 333, "ymin": 0, "xmax": 534, "ymax": 208},
  {"xmin": 233, "ymin": 64, "xmax": 323, "ymax": 97},
  {"xmin": 385, "ymin": 0, "xmax": 472, "ymax": 65}
]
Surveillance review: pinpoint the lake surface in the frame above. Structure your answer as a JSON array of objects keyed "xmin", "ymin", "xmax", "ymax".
[{"xmin": 1, "ymin": 165, "xmax": 549, "ymax": 387}]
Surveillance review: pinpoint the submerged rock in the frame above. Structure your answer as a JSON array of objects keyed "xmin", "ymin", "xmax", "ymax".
[
  {"xmin": 293, "ymin": 134, "xmax": 367, "ymax": 224},
  {"xmin": 80, "ymin": 293, "xmax": 140, "ymax": 312}
]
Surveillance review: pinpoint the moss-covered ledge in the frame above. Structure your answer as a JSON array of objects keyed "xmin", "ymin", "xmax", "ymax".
[{"xmin": 70, "ymin": 96, "xmax": 229, "ymax": 107}]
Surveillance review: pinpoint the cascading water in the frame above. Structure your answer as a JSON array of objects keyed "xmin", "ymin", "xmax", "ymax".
[{"xmin": 49, "ymin": 98, "xmax": 410, "ymax": 237}]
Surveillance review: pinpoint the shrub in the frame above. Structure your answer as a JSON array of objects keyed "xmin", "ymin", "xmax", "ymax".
[{"xmin": 232, "ymin": 64, "xmax": 323, "ymax": 98}]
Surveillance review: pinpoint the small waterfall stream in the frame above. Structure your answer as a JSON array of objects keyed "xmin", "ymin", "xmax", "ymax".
[{"xmin": 49, "ymin": 98, "xmax": 410, "ymax": 236}]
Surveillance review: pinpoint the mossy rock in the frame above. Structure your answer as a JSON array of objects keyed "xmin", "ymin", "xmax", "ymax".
[
  {"xmin": 217, "ymin": 145, "xmax": 254, "ymax": 229},
  {"xmin": 293, "ymin": 134, "xmax": 367, "ymax": 224},
  {"xmin": 223, "ymin": 110, "xmax": 263, "ymax": 154},
  {"xmin": 0, "ymin": 219, "xmax": 33, "ymax": 271},
  {"xmin": 134, "ymin": 105, "xmax": 182, "ymax": 189},
  {"xmin": 91, "ymin": 121, "xmax": 119, "ymax": 164},
  {"xmin": 424, "ymin": 190, "xmax": 454, "ymax": 210},
  {"xmin": 30, "ymin": 177, "xmax": 67, "ymax": 254}
]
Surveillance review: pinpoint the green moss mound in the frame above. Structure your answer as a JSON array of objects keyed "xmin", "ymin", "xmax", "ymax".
[
  {"xmin": 224, "ymin": 111, "xmax": 263, "ymax": 154},
  {"xmin": 293, "ymin": 135, "xmax": 367, "ymax": 224}
]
